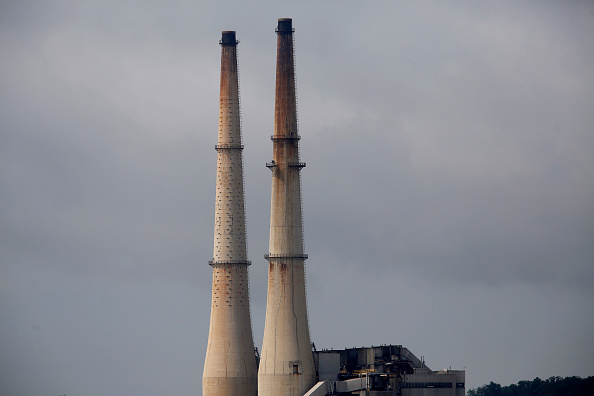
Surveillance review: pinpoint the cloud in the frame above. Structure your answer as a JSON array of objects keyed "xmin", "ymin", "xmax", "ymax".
[{"xmin": 1, "ymin": 1, "xmax": 593, "ymax": 395}]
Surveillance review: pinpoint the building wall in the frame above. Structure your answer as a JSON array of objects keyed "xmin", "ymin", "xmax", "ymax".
[
  {"xmin": 402, "ymin": 370, "xmax": 465, "ymax": 396},
  {"xmin": 319, "ymin": 351, "xmax": 340, "ymax": 381}
]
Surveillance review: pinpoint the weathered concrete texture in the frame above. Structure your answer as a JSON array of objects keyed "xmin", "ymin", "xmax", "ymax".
[
  {"xmin": 203, "ymin": 264, "xmax": 257, "ymax": 396},
  {"xmin": 259, "ymin": 18, "xmax": 316, "ymax": 396},
  {"xmin": 203, "ymin": 30, "xmax": 257, "ymax": 396},
  {"xmin": 259, "ymin": 260, "xmax": 315, "ymax": 395}
]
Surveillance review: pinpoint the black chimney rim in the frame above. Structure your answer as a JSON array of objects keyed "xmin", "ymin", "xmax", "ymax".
[
  {"xmin": 220, "ymin": 30, "xmax": 238, "ymax": 45},
  {"xmin": 276, "ymin": 18, "xmax": 294, "ymax": 34}
]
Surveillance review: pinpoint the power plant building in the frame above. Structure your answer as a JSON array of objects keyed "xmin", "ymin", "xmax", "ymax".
[
  {"xmin": 307, "ymin": 345, "xmax": 465, "ymax": 396},
  {"xmin": 202, "ymin": 19, "xmax": 464, "ymax": 396}
]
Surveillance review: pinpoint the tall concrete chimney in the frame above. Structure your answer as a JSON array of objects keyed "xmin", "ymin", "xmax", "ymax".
[
  {"xmin": 258, "ymin": 18, "xmax": 316, "ymax": 396},
  {"xmin": 203, "ymin": 30, "xmax": 258, "ymax": 396}
]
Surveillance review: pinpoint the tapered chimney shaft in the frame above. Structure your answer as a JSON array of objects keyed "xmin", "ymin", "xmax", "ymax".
[
  {"xmin": 258, "ymin": 18, "xmax": 316, "ymax": 396},
  {"xmin": 203, "ymin": 30, "xmax": 258, "ymax": 396}
]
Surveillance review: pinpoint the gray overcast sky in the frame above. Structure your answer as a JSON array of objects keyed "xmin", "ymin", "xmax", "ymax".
[{"xmin": 1, "ymin": 1, "xmax": 593, "ymax": 395}]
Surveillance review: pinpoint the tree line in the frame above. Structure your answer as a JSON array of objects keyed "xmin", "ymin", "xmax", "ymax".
[{"xmin": 467, "ymin": 376, "xmax": 594, "ymax": 396}]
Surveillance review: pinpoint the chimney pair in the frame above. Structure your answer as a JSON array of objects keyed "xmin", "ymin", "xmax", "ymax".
[{"xmin": 203, "ymin": 19, "xmax": 315, "ymax": 396}]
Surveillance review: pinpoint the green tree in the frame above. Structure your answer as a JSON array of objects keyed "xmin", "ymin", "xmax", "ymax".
[{"xmin": 468, "ymin": 376, "xmax": 594, "ymax": 396}]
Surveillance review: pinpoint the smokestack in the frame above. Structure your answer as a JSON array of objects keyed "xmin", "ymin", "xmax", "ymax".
[
  {"xmin": 258, "ymin": 18, "xmax": 316, "ymax": 396},
  {"xmin": 203, "ymin": 30, "xmax": 258, "ymax": 396}
]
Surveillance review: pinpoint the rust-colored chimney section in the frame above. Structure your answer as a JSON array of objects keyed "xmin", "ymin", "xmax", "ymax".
[
  {"xmin": 258, "ymin": 18, "xmax": 316, "ymax": 396},
  {"xmin": 203, "ymin": 30, "xmax": 258, "ymax": 396}
]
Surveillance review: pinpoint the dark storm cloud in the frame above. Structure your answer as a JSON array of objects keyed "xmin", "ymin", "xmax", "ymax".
[{"xmin": 1, "ymin": 1, "xmax": 593, "ymax": 395}]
